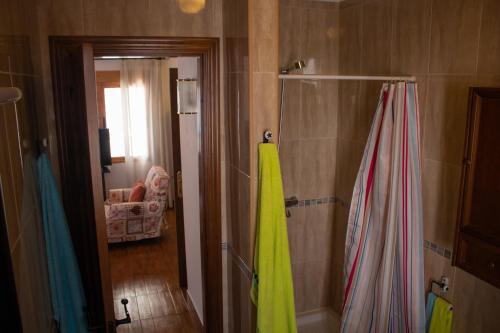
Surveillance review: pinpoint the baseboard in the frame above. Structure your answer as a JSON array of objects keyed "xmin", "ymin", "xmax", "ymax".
[{"xmin": 186, "ymin": 289, "xmax": 204, "ymax": 328}]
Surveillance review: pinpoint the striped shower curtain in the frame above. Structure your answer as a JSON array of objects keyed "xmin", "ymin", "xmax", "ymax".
[{"xmin": 341, "ymin": 82, "xmax": 425, "ymax": 333}]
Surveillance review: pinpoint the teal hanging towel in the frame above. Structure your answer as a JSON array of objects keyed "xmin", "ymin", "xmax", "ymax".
[{"xmin": 37, "ymin": 153, "xmax": 88, "ymax": 332}]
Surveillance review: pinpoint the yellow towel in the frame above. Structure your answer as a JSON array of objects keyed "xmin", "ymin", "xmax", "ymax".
[
  {"xmin": 429, "ymin": 297, "xmax": 453, "ymax": 333},
  {"xmin": 250, "ymin": 143, "xmax": 297, "ymax": 333}
]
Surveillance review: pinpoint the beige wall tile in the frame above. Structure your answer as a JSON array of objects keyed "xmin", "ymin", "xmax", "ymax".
[
  {"xmin": 303, "ymin": 204, "xmax": 335, "ymax": 262},
  {"xmin": 422, "ymin": 159, "xmax": 461, "ymax": 249},
  {"xmin": 357, "ymin": 80, "xmax": 381, "ymax": 142},
  {"xmin": 279, "ymin": 5, "xmax": 305, "ymax": 69},
  {"xmin": 250, "ymin": 72, "xmax": 280, "ymax": 148},
  {"xmin": 227, "ymin": 73, "xmax": 240, "ymax": 168},
  {"xmin": 83, "ymin": 0, "xmax": 222, "ymax": 36},
  {"xmin": 361, "ymin": 0, "xmax": 392, "ymax": 75},
  {"xmin": 303, "ymin": 6, "xmax": 339, "ymax": 74},
  {"xmin": 228, "ymin": 166, "xmax": 251, "ymax": 266},
  {"xmin": 339, "ymin": 4, "xmax": 362, "ymax": 75},
  {"xmin": 332, "ymin": 204, "xmax": 348, "ymax": 265},
  {"xmin": 477, "ymin": 0, "xmax": 500, "ymax": 75},
  {"xmin": 298, "ymin": 138, "xmax": 336, "ymax": 198},
  {"xmin": 279, "ymin": 141, "xmax": 302, "ymax": 197},
  {"xmin": 452, "ymin": 268, "xmax": 500, "ymax": 333},
  {"xmin": 249, "ymin": 0, "xmax": 279, "ymax": 73},
  {"xmin": 300, "ymin": 80, "xmax": 338, "ymax": 139},
  {"xmin": 286, "ymin": 206, "xmax": 307, "ymax": 264},
  {"xmin": 292, "ymin": 260, "xmax": 332, "ymax": 313},
  {"xmin": 415, "ymin": 75, "xmax": 428, "ymax": 140},
  {"xmin": 391, "ymin": 0, "xmax": 432, "ymax": 75},
  {"xmin": 423, "ymin": 249, "xmax": 455, "ymax": 298},
  {"xmin": 37, "ymin": 0, "xmax": 84, "ymax": 35},
  {"xmin": 226, "ymin": 72, "xmax": 250, "ymax": 175},
  {"xmin": 228, "ymin": 166, "xmax": 241, "ymax": 256},
  {"xmin": 237, "ymin": 171, "xmax": 251, "ymax": 265},
  {"xmin": 428, "ymin": 0, "xmax": 482, "ymax": 74},
  {"xmin": 329, "ymin": 258, "xmax": 343, "ymax": 315},
  {"xmin": 335, "ymin": 139, "xmax": 364, "ymax": 202},
  {"xmin": 280, "ymin": 80, "xmax": 301, "ymax": 141},
  {"xmin": 338, "ymin": 81, "xmax": 361, "ymax": 141},
  {"xmin": 225, "ymin": 37, "xmax": 249, "ymax": 74},
  {"xmin": 422, "ymin": 76, "xmax": 472, "ymax": 165}
]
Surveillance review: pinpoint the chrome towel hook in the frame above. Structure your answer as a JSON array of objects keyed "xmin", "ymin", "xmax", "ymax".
[{"xmin": 263, "ymin": 130, "xmax": 272, "ymax": 143}]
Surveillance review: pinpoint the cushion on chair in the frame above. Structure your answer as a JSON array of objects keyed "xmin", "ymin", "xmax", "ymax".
[
  {"xmin": 144, "ymin": 166, "xmax": 169, "ymax": 202},
  {"xmin": 128, "ymin": 182, "xmax": 146, "ymax": 202}
]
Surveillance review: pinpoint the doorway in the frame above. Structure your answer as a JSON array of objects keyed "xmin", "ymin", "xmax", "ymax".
[
  {"xmin": 49, "ymin": 37, "xmax": 221, "ymax": 332},
  {"xmin": 94, "ymin": 55, "xmax": 201, "ymax": 330}
]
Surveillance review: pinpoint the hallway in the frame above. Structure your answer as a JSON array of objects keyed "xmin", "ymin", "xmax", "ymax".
[{"xmin": 109, "ymin": 209, "xmax": 201, "ymax": 333}]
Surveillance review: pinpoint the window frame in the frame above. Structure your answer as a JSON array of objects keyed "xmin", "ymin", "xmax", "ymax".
[{"xmin": 95, "ymin": 70, "xmax": 125, "ymax": 164}]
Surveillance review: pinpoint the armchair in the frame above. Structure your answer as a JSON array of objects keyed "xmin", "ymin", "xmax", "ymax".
[{"xmin": 104, "ymin": 166, "xmax": 169, "ymax": 243}]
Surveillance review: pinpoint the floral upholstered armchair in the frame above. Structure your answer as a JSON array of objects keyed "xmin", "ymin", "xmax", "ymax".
[{"xmin": 104, "ymin": 166, "xmax": 169, "ymax": 243}]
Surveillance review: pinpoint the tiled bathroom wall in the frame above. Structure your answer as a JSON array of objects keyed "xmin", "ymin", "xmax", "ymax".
[
  {"xmin": 279, "ymin": 0, "xmax": 340, "ymax": 314},
  {"xmin": 279, "ymin": 0, "xmax": 339, "ymax": 314},
  {"xmin": 225, "ymin": 0, "xmax": 281, "ymax": 330},
  {"xmin": 223, "ymin": 0, "xmax": 253, "ymax": 331},
  {"xmin": 0, "ymin": 0, "xmax": 53, "ymax": 332},
  {"xmin": 337, "ymin": 0, "xmax": 500, "ymax": 330}
]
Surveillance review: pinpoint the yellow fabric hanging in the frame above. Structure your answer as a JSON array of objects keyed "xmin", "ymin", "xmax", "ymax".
[
  {"xmin": 250, "ymin": 143, "xmax": 297, "ymax": 333},
  {"xmin": 429, "ymin": 297, "xmax": 453, "ymax": 333}
]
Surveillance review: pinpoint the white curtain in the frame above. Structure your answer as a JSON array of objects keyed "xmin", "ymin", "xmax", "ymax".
[
  {"xmin": 120, "ymin": 59, "xmax": 175, "ymax": 207},
  {"xmin": 341, "ymin": 83, "xmax": 425, "ymax": 332}
]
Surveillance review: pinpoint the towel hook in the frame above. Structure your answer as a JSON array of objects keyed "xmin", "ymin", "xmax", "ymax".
[
  {"xmin": 263, "ymin": 130, "xmax": 272, "ymax": 143},
  {"xmin": 431, "ymin": 276, "xmax": 449, "ymax": 293}
]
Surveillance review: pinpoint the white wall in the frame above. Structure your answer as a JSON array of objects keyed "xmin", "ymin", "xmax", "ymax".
[
  {"xmin": 94, "ymin": 59, "xmax": 121, "ymax": 71},
  {"xmin": 177, "ymin": 57, "xmax": 204, "ymax": 324}
]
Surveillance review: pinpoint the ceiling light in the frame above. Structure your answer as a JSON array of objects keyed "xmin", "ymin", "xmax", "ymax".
[{"xmin": 177, "ymin": 0, "xmax": 206, "ymax": 14}]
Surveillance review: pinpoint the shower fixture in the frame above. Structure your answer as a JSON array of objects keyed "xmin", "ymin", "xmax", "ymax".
[{"xmin": 280, "ymin": 60, "xmax": 306, "ymax": 74}]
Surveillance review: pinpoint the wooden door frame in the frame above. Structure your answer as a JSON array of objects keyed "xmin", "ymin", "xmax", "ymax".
[
  {"xmin": 49, "ymin": 36, "xmax": 221, "ymax": 332},
  {"xmin": 168, "ymin": 67, "xmax": 188, "ymax": 288}
]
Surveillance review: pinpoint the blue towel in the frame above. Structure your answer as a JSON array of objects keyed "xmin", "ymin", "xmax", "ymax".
[
  {"xmin": 425, "ymin": 292, "xmax": 437, "ymax": 332},
  {"xmin": 37, "ymin": 153, "xmax": 88, "ymax": 332}
]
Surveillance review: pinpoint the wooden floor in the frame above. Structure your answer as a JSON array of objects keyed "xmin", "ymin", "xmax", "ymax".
[{"xmin": 109, "ymin": 209, "xmax": 201, "ymax": 333}]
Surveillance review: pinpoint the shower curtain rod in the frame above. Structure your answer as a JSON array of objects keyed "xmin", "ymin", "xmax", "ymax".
[{"xmin": 278, "ymin": 74, "xmax": 417, "ymax": 82}]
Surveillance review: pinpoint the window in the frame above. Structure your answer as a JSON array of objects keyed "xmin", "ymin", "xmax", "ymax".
[
  {"xmin": 96, "ymin": 70, "xmax": 150, "ymax": 163},
  {"xmin": 126, "ymin": 84, "xmax": 148, "ymax": 158},
  {"xmin": 104, "ymin": 87, "xmax": 125, "ymax": 158},
  {"xmin": 96, "ymin": 71, "xmax": 124, "ymax": 163}
]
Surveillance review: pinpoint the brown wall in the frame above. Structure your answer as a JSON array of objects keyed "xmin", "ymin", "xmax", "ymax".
[
  {"xmin": 279, "ymin": 0, "xmax": 340, "ymax": 314},
  {"xmin": 337, "ymin": 0, "xmax": 500, "ymax": 331},
  {"xmin": 0, "ymin": 0, "xmax": 53, "ymax": 332}
]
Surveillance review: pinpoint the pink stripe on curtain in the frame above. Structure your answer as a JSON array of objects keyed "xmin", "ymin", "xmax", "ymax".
[{"xmin": 341, "ymin": 82, "xmax": 425, "ymax": 333}]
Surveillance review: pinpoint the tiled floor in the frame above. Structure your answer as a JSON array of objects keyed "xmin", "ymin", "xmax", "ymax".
[{"xmin": 109, "ymin": 209, "xmax": 201, "ymax": 333}]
